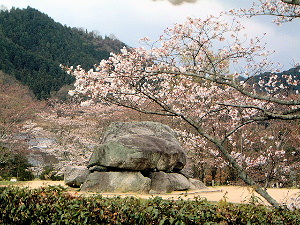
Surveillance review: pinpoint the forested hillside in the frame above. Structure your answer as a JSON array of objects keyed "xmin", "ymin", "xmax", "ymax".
[
  {"xmin": 243, "ymin": 66, "xmax": 300, "ymax": 94},
  {"xmin": 0, "ymin": 6, "xmax": 126, "ymax": 99}
]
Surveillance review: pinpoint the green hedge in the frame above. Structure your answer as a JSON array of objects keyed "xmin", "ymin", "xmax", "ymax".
[{"xmin": 0, "ymin": 186, "xmax": 299, "ymax": 224}]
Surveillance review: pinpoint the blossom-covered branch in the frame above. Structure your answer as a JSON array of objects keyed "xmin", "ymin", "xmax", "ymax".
[{"xmin": 229, "ymin": 0, "xmax": 300, "ymax": 24}]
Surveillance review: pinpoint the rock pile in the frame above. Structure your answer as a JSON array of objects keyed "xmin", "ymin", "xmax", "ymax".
[{"xmin": 64, "ymin": 121, "xmax": 206, "ymax": 193}]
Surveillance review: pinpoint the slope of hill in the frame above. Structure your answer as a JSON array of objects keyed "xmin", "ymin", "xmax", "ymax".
[
  {"xmin": 0, "ymin": 70, "xmax": 43, "ymax": 146},
  {"xmin": 0, "ymin": 6, "xmax": 126, "ymax": 99}
]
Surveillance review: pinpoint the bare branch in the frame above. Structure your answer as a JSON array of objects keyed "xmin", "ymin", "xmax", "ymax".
[
  {"xmin": 103, "ymin": 97, "xmax": 176, "ymax": 117},
  {"xmin": 222, "ymin": 119, "xmax": 257, "ymax": 142},
  {"xmin": 218, "ymin": 102, "xmax": 300, "ymax": 120}
]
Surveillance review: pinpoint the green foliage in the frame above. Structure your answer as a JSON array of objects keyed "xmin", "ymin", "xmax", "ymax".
[
  {"xmin": 0, "ymin": 146, "xmax": 34, "ymax": 181},
  {"xmin": 0, "ymin": 186, "xmax": 299, "ymax": 224},
  {"xmin": 0, "ymin": 6, "xmax": 125, "ymax": 99},
  {"xmin": 40, "ymin": 166, "xmax": 63, "ymax": 181}
]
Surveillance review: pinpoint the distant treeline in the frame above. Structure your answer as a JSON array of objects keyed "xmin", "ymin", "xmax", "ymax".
[{"xmin": 0, "ymin": 6, "xmax": 126, "ymax": 99}]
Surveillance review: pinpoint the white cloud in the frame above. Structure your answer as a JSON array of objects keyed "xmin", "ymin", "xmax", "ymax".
[
  {"xmin": 237, "ymin": 17, "xmax": 300, "ymax": 66},
  {"xmin": 152, "ymin": 0, "xmax": 197, "ymax": 5},
  {"xmin": 1, "ymin": 0, "xmax": 299, "ymax": 68},
  {"xmin": 109, "ymin": 0, "xmax": 224, "ymax": 45}
]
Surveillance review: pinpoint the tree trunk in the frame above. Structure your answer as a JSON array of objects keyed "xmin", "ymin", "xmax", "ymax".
[
  {"xmin": 216, "ymin": 142, "xmax": 281, "ymax": 208},
  {"xmin": 185, "ymin": 115, "xmax": 282, "ymax": 208}
]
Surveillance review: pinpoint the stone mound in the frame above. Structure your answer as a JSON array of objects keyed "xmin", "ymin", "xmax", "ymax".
[{"xmin": 64, "ymin": 121, "xmax": 206, "ymax": 193}]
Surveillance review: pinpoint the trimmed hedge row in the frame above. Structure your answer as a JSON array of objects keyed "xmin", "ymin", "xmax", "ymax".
[{"xmin": 0, "ymin": 186, "xmax": 299, "ymax": 224}]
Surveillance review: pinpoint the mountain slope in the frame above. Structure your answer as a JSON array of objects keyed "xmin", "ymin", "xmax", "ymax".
[
  {"xmin": 0, "ymin": 6, "xmax": 126, "ymax": 99},
  {"xmin": 252, "ymin": 66, "xmax": 300, "ymax": 93},
  {"xmin": 237, "ymin": 66, "xmax": 300, "ymax": 95}
]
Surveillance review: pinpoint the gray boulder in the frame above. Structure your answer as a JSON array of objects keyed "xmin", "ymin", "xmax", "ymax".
[
  {"xmin": 149, "ymin": 171, "xmax": 191, "ymax": 194},
  {"xmin": 64, "ymin": 166, "xmax": 90, "ymax": 187},
  {"xmin": 188, "ymin": 178, "xmax": 207, "ymax": 190},
  {"xmin": 149, "ymin": 172, "xmax": 207, "ymax": 193},
  {"xmin": 88, "ymin": 121, "xmax": 186, "ymax": 172},
  {"xmin": 81, "ymin": 171, "xmax": 151, "ymax": 193}
]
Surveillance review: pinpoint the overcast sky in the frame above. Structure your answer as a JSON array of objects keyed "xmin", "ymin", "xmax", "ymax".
[{"xmin": 1, "ymin": 0, "xmax": 299, "ymax": 70}]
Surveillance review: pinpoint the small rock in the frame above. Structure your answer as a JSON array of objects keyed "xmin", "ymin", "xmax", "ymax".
[
  {"xmin": 64, "ymin": 166, "xmax": 90, "ymax": 187},
  {"xmin": 150, "ymin": 171, "xmax": 191, "ymax": 194},
  {"xmin": 88, "ymin": 165, "xmax": 107, "ymax": 172},
  {"xmin": 188, "ymin": 178, "xmax": 207, "ymax": 190}
]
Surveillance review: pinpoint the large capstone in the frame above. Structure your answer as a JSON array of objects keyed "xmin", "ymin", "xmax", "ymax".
[
  {"xmin": 88, "ymin": 121, "xmax": 186, "ymax": 172},
  {"xmin": 80, "ymin": 171, "xmax": 151, "ymax": 193}
]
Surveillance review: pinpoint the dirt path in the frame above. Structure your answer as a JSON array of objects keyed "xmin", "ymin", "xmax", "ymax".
[{"xmin": 15, "ymin": 180, "xmax": 299, "ymax": 206}]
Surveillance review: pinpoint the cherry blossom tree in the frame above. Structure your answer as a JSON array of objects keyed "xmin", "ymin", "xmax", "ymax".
[
  {"xmin": 230, "ymin": 0, "xmax": 300, "ymax": 24},
  {"xmin": 66, "ymin": 1, "xmax": 299, "ymax": 208},
  {"xmin": 176, "ymin": 119, "xmax": 300, "ymax": 187}
]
